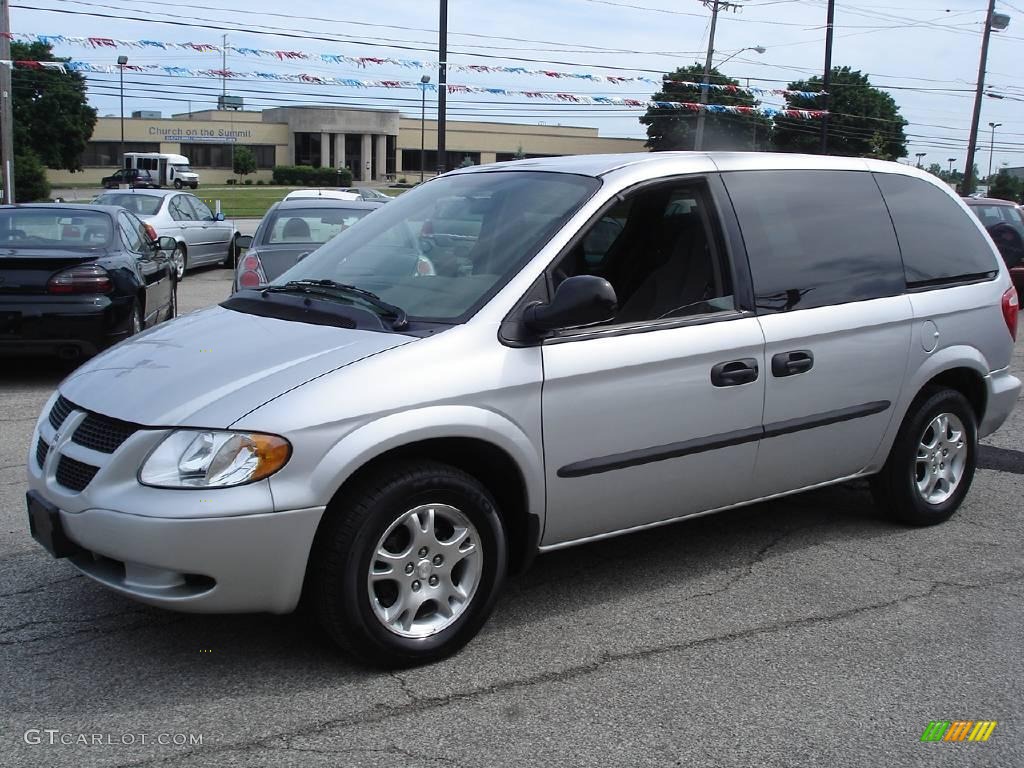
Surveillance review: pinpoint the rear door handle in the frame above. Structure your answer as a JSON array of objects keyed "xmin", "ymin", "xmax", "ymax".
[
  {"xmin": 710, "ymin": 358, "xmax": 759, "ymax": 387},
  {"xmin": 771, "ymin": 350, "xmax": 814, "ymax": 377}
]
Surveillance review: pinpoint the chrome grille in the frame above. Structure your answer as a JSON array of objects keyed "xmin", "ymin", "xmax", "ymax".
[
  {"xmin": 56, "ymin": 456, "xmax": 100, "ymax": 492},
  {"xmin": 36, "ymin": 437, "xmax": 50, "ymax": 468},
  {"xmin": 48, "ymin": 395, "xmax": 74, "ymax": 430},
  {"xmin": 72, "ymin": 413, "xmax": 139, "ymax": 454}
]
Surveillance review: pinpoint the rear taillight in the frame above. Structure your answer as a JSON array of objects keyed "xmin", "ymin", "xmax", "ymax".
[
  {"xmin": 1002, "ymin": 286, "xmax": 1019, "ymax": 341},
  {"xmin": 237, "ymin": 251, "xmax": 267, "ymax": 290},
  {"xmin": 47, "ymin": 264, "xmax": 113, "ymax": 294}
]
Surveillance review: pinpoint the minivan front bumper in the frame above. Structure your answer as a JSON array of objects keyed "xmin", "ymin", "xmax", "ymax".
[{"xmin": 51, "ymin": 504, "xmax": 324, "ymax": 614}]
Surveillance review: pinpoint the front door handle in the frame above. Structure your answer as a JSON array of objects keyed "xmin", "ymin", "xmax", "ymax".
[
  {"xmin": 771, "ymin": 350, "xmax": 814, "ymax": 377},
  {"xmin": 711, "ymin": 358, "xmax": 759, "ymax": 387}
]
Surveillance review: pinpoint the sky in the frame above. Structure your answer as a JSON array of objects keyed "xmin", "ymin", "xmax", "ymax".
[{"xmin": 10, "ymin": 0, "xmax": 1024, "ymax": 172}]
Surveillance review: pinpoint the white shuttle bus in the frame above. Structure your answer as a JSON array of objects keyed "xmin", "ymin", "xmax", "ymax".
[{"xmin": 123, "ymin": 153, "xmax": 200, "ymax": 189}]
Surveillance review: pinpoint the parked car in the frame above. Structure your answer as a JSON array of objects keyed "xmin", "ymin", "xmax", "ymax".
[
  {"xmin": 0, "ymin": 204, "xmax": 177, "ymax": 360},
  {"xmin": 100, "ymin": 168, "xmax": 160, "ymax": 190},
  {"xmin": 283, "ymin": 189, "xmax": 361, "ymax": 202},
  {"xmin": 26, "ymin": 154, "xmax": 1020, "ymax": 667},
  {"xmin": 340, "ymin": 187, "xmax": 393, "ymax": 202},
  {"xmin": 963, "ymin": 196, "xmax": 1024, "ymax": 294},
  {"xmin": 93, "ymin": 189, "xmax": 240, "ymax": 280},
  {"xmin": 233, "ymin": 198, "xmax": 383, "ymax": 290}
]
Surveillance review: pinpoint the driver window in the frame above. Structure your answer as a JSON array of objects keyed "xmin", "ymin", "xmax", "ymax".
[
  {"xmin": 117, "ymin": 213, "xmax": 144, "ymax": 254},
  {"xmin": 553, "ymin": 181, "xmax": 734, "ymax": 326}
]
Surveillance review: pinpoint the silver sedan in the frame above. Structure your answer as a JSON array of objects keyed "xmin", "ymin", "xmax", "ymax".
[{"xmin": 94, "ymin": 189, "xmax": 240, "ymax": 280}]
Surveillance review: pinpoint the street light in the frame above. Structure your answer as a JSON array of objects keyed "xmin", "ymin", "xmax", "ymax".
[
  {"xmin": 987, "ymin": 121, "xmax": 1002, "ymax": 182},
  {"xmin": 419, "ymin": 75, "xmax": 430, "ymax": 184},
  {"xmin": 947, "ymin": 157, "xmax": 956, "ymax": 175},
  {"xmin": 694, "ymin": 43, "xmax": 765, "ymax": 150},
  {"xmin": 716, "ymin": 45, "xmax": 766, "ymax": 68},
  {"xmin": 915, "ymin": 152, "xmax": 926, "ymax": 168},
  {"xmin": 117, "ymin": 55, "xmax": 128, "ymax": 168}
]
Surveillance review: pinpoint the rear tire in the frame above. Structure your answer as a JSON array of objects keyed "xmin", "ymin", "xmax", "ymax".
[
  {"xmin": 166, "ymin": 281, "xmax": 177, "ymax": 321},
  {"xmin": 223, "ymin": 235, "xmax": 239, "ymax": 268},
  {"xmin": 870, "ymin": 387, "xmax": 977, "ymax": 526},
  {"xmin": 126, "ymin": 301, "xmax": 143, "ymax": 336},
  {"xmin": 311, "ymin": 460, "xmax": 507, "ymax": 667},
  {"xmin": 172, "ymin": 245, "xmax": 187, "ymax": 281}
]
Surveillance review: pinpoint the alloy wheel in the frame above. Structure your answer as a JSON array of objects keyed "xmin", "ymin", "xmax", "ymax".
[
  {"xmin": 914, "ymin": 412, "xmax": 967, "ymax": 504},
  {"xmin": 367, "ymin": 503, "xmax": 482, "ymax": 639}
]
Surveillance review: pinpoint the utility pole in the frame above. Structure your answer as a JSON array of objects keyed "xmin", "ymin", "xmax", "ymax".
[
  {"xmin": 436, "ymin": 0, "xmax": 448, "ymax": 174},
  {"xmin": 694, "ymin": 0, "xmax": 742, "ymax": 150},
  {"xmin": 1, "ymin": 0, "xmax": 15, "ymax": 204},
  {"xmin": 963, "ymin": 0, "xmax": 1010, "ymax": 194},
  {"xmin": 222, "ymin": 34, "xmax": 227, "ymax": 100},
  {"xmin": 819, "ymin": 0, "xmax": 835, "ymax": 153}
]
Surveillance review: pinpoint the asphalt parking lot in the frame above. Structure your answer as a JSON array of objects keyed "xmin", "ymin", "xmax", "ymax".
[{"xmin": 1, "ymin": 268, "xmax": 1022, "ymax": 767}]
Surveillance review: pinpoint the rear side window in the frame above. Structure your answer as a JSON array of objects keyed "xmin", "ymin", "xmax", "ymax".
[
  {"xmin": 875, "ymin": 174, "xmax": 999, "ymax": 285},
  {"xmin": 724, "ymin": 170, "xmax": 904, "ymax": 312}
]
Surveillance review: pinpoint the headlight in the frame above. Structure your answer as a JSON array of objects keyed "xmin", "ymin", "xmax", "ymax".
[{"xmin": 139, "ymin": 430, "xmax": 291, "ymax": 488}]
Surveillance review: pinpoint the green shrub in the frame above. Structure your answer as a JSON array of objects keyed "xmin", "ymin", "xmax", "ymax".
[
  {"xmin": 271, "ymin": 165, "xmax": 353, "ymax": 187},
  {"xmin": 13, "ymin": 151, "xmax": 50, "ymax": 202},
  {"xmin": 256, "ymin": 179, "xmax": 265, "ymax": 186},
  {"xmin": 243, "ymin": 179, "xmax": 253, "ymax": 185},
  {"xmin": 226, "ymin": 178, "xmax": 237, "ymax": 185}
]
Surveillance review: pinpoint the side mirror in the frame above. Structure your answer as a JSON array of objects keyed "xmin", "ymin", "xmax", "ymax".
[
  {"xmin": 524, "ymin": 275, "xmax": 617, "ymax": 333},
  {"xmin": 215, "ymin": 212, "xmax": 225, "ymax": 222},
  {"xmin": 235, "ymin": 235, "xmax": 253, "ymax": 250},
  {"xmin": 157, "ymin": 236, "xmax": 177, "ymax": 251},
  {"xmin": 297, "ymin": 251, "xmax": 310, "ymax": 262}
]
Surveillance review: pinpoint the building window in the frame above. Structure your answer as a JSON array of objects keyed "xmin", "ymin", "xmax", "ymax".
[
  {"xmin": 79, "ymin": 142, "xmax": 160, "ymax": 167},
  {"xmin": 386, "ymin": 135, "xmax": 397, "ymax": 176},
  {"xmin": 294, "ymin": 133, "xmax": 322, "ymax": 167},
  {"xmin": 180, "ymin": 144, "xmax": 275, "ymax": 169}
]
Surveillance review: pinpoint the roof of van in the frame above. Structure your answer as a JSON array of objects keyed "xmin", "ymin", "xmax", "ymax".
[{"xmin": 450, "ymin": 151, "xmax": 925, "ymax": 180}]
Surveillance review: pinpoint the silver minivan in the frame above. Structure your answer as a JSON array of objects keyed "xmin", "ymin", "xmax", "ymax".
[{"xmin": 26, "ymin": 153, "xmax": 1020, "ymax": 666}]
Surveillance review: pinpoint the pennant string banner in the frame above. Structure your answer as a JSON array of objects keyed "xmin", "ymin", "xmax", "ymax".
[
  {"xmin": 0, "ymin": 59, "xmax": 827, "ymax": 117},
  {"xmin": 9, "ymin": 32, "xmax": 825, "ymax": 99}
]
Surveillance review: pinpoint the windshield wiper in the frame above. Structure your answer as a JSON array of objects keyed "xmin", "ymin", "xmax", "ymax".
[{"xmin": 260, "ymin": 279, "xmax": 408, "ymax": 330}]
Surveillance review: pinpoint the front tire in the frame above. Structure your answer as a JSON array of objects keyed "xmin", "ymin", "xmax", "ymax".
[
  {"xmin": 174, "ymin": 179, "xmax": 183, "ymax": 189},
  {"xmin": 311, "ymin": 460, "xmax": 508, "ymax": 667},
  {"xmin": 870, "ymin": 387, "xmax": 977, "ymax": 526}
]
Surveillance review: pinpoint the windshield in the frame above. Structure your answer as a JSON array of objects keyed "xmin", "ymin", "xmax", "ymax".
[
  {"xmin": 95, "ymin": 193, "xmax": 163, "ymax": 217},
  {"xmin": 0, "ymin": 209, "xmax": 113, "ymax": 248},
  {"xmin": 264, "ymin": 206, "xmax": 372, "ymax": 245},
  {"xmin": 273, "ymin": 171, "xmax": 599, "ymax": 321},
  {"xmin": 171, "ymin": 164, "xmax": 193, "ymax": 174}
]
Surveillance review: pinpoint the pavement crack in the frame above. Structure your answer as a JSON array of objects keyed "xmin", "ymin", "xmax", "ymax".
[{"xmin": 109, "ymin": 569, "xmax": 1024, "ymax": 768}]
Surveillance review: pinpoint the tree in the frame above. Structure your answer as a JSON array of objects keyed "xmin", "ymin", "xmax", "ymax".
[
  {"xmin": 514, "ymin": 146, "xmax": 526, "ymax": 160},
  {"xmin": 459, "ymin": 155, "xmax": 475, "ymax": 168},
  {"xmin": 988, "ymin": 170, "xmax": 1022, "ymax": 202},
  {"xmin": 640, "ymin": 64, "xmax": 769, "ymax": 151},
  {"xmin": 771, "ymin": 67, "xmax": 907, "ymax": 160},
  {"xmin": 11, "ymin": 41, "xmax": 97, "ymax": 171},
  {"xmin": 232, "ymin": 146, "xmax": 257, "ymax": 179},
  {"xmin": 13, "ymin": 151, "xmax": 51, "ymax": 202}
]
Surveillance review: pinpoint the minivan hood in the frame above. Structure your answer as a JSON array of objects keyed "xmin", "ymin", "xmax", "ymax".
[{"xmin": 58, "ymin": 305, "xmax": 415, "ymax": 427}]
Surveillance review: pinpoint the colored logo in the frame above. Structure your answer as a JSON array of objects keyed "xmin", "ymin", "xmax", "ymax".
[{"xmin": 920, "ymin": 721, "xmax": 997, "ymax": 742}]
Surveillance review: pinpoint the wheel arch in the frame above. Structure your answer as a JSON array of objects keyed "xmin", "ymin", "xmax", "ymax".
[
  {"xmin": 868, "ymin": 347, "xmax": 990, "ymax": 471},
  {"xmin": 306, "ymin": 409, "xmax": 544, "ymax": 576}
]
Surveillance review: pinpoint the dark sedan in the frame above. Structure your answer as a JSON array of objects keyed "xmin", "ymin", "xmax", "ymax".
[
  {"xmin": 964, "ymin": 196, "xmax": 1024, "ymax": 293},
  {"xmin": 0, "ymin": 205, "xmax": 178, "ymax": 360},
  {"xmin": 233, "ymin": 198, "xmax": 383, "ymax": 291},
  {"xmin": 100, "ymin": 168, "xmax": 160, "ymax": 190}
]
